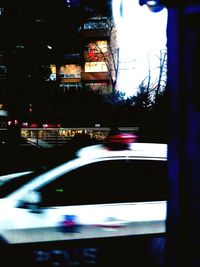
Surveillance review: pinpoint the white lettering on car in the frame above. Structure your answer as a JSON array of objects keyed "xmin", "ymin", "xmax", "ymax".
[{"xmin": 34, "ymin": 247, "xmax": 98, "ymax": 266}]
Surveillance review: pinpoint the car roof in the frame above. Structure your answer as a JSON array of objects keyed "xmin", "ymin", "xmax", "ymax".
[{"xmin": 76, "ymin": 143, "xmax": 167, "ymax": 160}]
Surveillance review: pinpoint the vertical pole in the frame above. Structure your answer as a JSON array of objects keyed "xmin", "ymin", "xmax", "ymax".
[
  {"xmin": 167, "ymin": 4, "xmax": 200, "ymax": 267},
  {"xmin": 166, "ymin": 6, "xmax": 182, "ymax": 267}
]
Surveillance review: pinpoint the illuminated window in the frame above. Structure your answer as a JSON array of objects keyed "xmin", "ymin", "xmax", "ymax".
[
  {"xmin": 50, "ymin": 64, "xmax": 56, "ymax": 73},
  {"xmin": 0, "ymin": 8, "xmax": 5, "ymax": 16},
  {"xmin": 59, "ymin": 83, "xmax": 82, "ymax": 90},
  {"xmin": 0, "ymin": 66, "xmax": 7, "ymax": 78},
  {"xmin": 60, "ymin": 64, "xmax": 81, "ymax": 78},
  {"xmin": 49, "ymin": 64, "xmax": 56, "ymax": 81},
  {"xmin": 85, "ymin": 62, "xmax": 108, "ymax": 72},
  {"xmin": 86, "ymin": 41, "xmax": 108, "ymax": 62},
  {"xmin": 98, "ymin": 41, "xmax": 107, "ymax": 52},
  {"xmin": 87, "ymin": 40, "xmax": 108, "ymax": 56},
  {"xmin": 83, "ymin": 17, "xmax": 108, "ymax": 30}
]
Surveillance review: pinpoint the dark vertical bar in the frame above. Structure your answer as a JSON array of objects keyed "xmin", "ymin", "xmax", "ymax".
[
  {"xmin": 167, "ymin": 4, "xmax": 200, "ymax": 267},
  {"xmin": 166, "ymin": 6, "xmax": 182, "ymax": 267}
]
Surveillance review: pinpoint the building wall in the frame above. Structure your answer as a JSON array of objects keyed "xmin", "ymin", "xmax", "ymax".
[{"xmin": 53, "ymin": 16, "xmax": 113, "ymax": 94}]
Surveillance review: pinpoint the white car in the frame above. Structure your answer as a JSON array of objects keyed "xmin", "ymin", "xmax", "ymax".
[
  {"xmin": 0, "ymin": 137, "xmax": 168, "ymax": 266},
  {"xmin": 0, "ymin": 170, "xmax": 34, "ymax": 185}
]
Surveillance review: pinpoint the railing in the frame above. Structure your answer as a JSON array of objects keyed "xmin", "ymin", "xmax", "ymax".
[
  {"xmin": 0, "ymin": 127, "xmax": 139, "ymax": 148},
  {"xmin": 20, "ymin": 127, "xmax": 139, "ymax": 147}
]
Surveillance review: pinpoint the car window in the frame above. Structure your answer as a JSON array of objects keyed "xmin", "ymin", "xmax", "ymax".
[
  {"xmin": 0, "ymin": 170, "xmax": 44, "ymax": 198},
  {"xmin": 38, "ymin": 159, "xmax": 168, "ymax": 207}
]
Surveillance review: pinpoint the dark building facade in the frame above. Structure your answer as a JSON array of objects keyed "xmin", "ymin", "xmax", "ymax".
[{"xmin": 0, "ymin": 1, "xmax": 114, "ymax": 122}]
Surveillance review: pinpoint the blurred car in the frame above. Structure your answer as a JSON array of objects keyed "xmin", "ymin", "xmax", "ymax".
[{"xmin": 0, "ymin": 135, "xmax": 168, "ymax": 266}]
